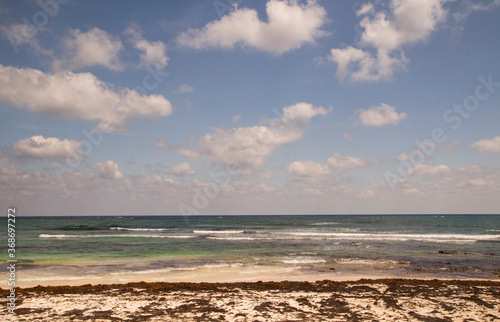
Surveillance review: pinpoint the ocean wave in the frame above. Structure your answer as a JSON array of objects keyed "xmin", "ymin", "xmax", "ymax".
[
  {"xmin": 194, "ymin": 232, "xmax": 500, "ymax": 243},
  {"xmin": 164, "ymin": 235, "xmax": 196, "ymax": 239},
  {"xmin": 110, "ymin": 227, "xmax": 171, "ymax": 232},
  {"xmin": 56, "ymin": 225, "xmax": 105, "ymax": 231},
  {"xmin": 110, "ymin": 267, "xmax": 198, "ymax": 275},
  {"xmin": 193, "ymin": 230, "xmax": 245, "ymax": 234},
  {"xmin": 335, "ymin": 258, "xmax": 404, "ymax": 265},
  {"xmin": 284, "ymin": 232, "xmax": 500, "ymax": 242},
  {"xmin": 38, "ymin": 234, "xmax": 195, "ymax": 239},
  {"xmin": 291, "ymin": 229, "xmax": 361, "ymax": 235},
  {"xmin": 206, "ymin": 237, "xmax": 258, "ymax": 240},
  {"xmin": 287, "ymin": 252, "xmax": 318, "ymax": 256},
  {"xmin": 308, "ymin": 222, "xmax": 340, "ymax": 226},
  {"xmin": 281, "ymin": 258, "xmax": 326, "ymax": 264}
]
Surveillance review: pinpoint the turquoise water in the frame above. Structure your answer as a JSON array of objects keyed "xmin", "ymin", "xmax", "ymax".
[{"xmin": 3, "ymin": 215, "xmax": 500, "ymax": 283}]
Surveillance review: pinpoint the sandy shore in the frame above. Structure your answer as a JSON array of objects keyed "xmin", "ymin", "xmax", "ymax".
[{"xmin": 1, "ymin": 279, "xmax": 499, "ymax": 321}]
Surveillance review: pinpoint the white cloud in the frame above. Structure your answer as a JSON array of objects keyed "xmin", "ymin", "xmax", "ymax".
[
  {"xmin": 329, "ymin": 0, "xmax": 446, "ymax": 82},
  {"xmin": 0, "ymin": 152, "xmax": 18, "ymax": 182},
  {"xmin": 169, "ymin": 162, "xmax": 196, "ymax": 176},
  {"xmin": 91, "ymin": 160, "xmax": 123, "ymax": 180},
  {"xmin": 381, "ymin": 164, "xmax": 500, "ymax": 196},
  {"xmin": 176, "ymin": 0, "xmax": 327, "ymax": 55},
  {"xmin": 0, "ymin": 23, "xmax": 53, "ymax": 55},
  {"xmin": 286, "ymin": 153, "xmax": 369, "ymax": 181},
  {"xmin": 153, "ymin": 139, "xmax": 169, "ymax": 149},
  {"xmin": 173, "ymin": 84, "xmax": 195, "ymax": 94},
  {"xmin": 169, "ymin": 102, "xmax": 329, "ymax": 169},
  {"xmin": 12, "ymin": 135, "xmax": 83, "ymax": 162},
  {"xmin": 1, "ymin": 149, "xmax": 499, "ymax": 215},
  {"xmin": 328, "ymin": 46, "xmax": 408, "ymax": 82},
  {"xmin": 399, "ymin": 153, "xmax": 409, "ymax": 161},
  {"xmin": 280, "ymin": 102, "xmax": 330, "ymax": 124},
  {"xmin": 232, "ymin": 115, "xmax": 242, "ymax": 123},
  {"xmin": 358, "ymin": 0, "xmax": 446, "ymax": 51},
  {"xmin": 471, "ymin": 136, "xmax": 500, "ymax": 153},
  {"xmin": 343, "ymin": 132, "xmax": 354, "ymax": 141},
  {"xmin": 463, "ymin": 178, "xmax": 493, "ymax": 187},
  {"xmin": 56, "ymin": 28, "xmax": 124, "ymax": 71},
  {"xmin": 410, "ymin": 164, "xmax": 451, "ymax": 176},
  {"xmin": 285, "ymin": 160, "xmax": 330, "ymax": 180},
  {"xmin": 356, "ymin": 3, "xmax": 374, "ymax": 16},
  {"xmin": 124, "ymin": 26, "xmax": 168, "ymax": 70},
  {"xmin": 326, "ymin": 153, "xmax": 367, "ymax": 172},
  {"xmin": 356, "ymin": 103, "xmax": 406, "ymax": 127},
  {"xmin": 451, "ymin": 0, "xmax": 500, "ymax": 30},
  {"xmin": 0, "ymin": 64, "xmax": 173, "ymax": 132}
]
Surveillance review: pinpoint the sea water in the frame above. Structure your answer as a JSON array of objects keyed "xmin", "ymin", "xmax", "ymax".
[{"xmin": 2, "ymin": 215, "xmax": 499, "ymax": 285}]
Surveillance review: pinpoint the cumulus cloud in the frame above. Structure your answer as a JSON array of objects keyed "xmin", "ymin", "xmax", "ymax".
[
  {"xmin": 471, "ymin": 136, "xmax": 500, "ymax": 153},
  {"xmin": 176, "ymin": 0, "xmax": 327, "ymax": 55},
  {"xmin": 329, "ymin": 0, "xmax": 446, "ymax": 82},
  {"xmin": 167, "ymin": 102, "xmax": 329, "ymax": 169},
  {"xmin": 0, "ymin": 152, "xmax": 18, "ymax": 183},
  {"xmin": 280, "ymin": 102, "xmax": 330, "ymax": 124},
  {"xmin": 0, "ymin": 64, "xmax": 173, "ymax": 132},
  {"xmin": 173, "ymin": 84, "xmax": 195, "ymax": 94},
  {"xmin": 382, "ymin": 164, "xmax": 500, "ymax": 200},
  {"xmin": 326, "ymin": 153, "xmax": 368, "ymax": 171},
  {"xmin": 286, "ymin": 160, "xmax": 330, "ymax": 180},
  {"xmin": 91, "ymin": 160, "xmax": 123, "ymax": 180},
  {"xmin": 0, "ymin": 23, "xmax": 53, "ymax": 55},
  {"xmin": 124, "ymin": 26, "xmax": 168, "ymax": 70},
  {"xmin": 358, "ymin": 0, "xmax": 446, "ymax": 51},
  {"xmin": 169, "ymin": 162, "xmax": 196, "ymax": 176},
  {"xmin": 286, "ymin": 153, "xmax": 369, "ymax": 181},
  {"xmin": 12, "ymin": 135, "xmax": 83, "ymax": 162},
  {"xmin": 55, "ymin": 28, "xmax": 124, "ymax": 71},
  {"xmin": 410, "ymin": 164, "xmax": 451, "ymax": 176},
  {"xmin": 356, "ymin": 3, "xmax": 375, "ymax": 16},
  {"xmin": 329, "ymin": 46, "xmax": 408, "ymax": 82},
  {"xmin": 356, "ymin": 103, "xmax": 406, "ymax": 127}
]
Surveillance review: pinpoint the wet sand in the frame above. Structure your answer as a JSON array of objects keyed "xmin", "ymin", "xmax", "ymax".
[{"xmin": 1, "ymin": 279, "xmax": 499, "ymax": 321}]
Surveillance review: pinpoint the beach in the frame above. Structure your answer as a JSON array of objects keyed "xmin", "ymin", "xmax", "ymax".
[{"xmin": 1, "ymin": 279, "xmax": 499, "ymax": 321}]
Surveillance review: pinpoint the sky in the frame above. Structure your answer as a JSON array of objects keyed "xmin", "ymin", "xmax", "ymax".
[{"xmin": 0, "ymin": 0, "xmax": 499, "ymax": 216}]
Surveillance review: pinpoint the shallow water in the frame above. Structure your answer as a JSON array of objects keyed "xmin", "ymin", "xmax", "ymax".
[{"xmin": 2, "ymin": 215, "xmax": 499, "ymax": 286}]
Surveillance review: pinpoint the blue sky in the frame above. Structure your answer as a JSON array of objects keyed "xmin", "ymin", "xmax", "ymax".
[{"xmin": 0, "ymin": 0, "xmax": 499, "ymax": 215}]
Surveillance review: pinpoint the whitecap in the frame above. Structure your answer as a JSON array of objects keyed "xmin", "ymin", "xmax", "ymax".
[
  {"xmin": 193, "ymin": 230, "xmax": 244, "ymax": 234},
  {"xmin": 39, "ymin": 234, "xmax": 195, "ymax": 239},
  {"xmin": 110, "ymin": 227, "xmax": 171, "ymax": 232}
]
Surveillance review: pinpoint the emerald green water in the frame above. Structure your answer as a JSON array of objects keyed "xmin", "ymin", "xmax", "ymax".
[{"xmin": 1, "ymin": 215, "xmax": 499, "ymax": 283}]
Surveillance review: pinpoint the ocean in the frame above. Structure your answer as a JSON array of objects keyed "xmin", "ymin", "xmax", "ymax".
[{"xmin": 3, "ymin": 215, "xmax": 500, "ymax": 286}]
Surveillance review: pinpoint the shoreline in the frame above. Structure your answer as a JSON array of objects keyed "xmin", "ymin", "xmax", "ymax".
[
  {"xmin": 2, "ymin": 278, "xmax": 499, "ymax": 321},
  {"xmin": 5, "ymin": 268, "xmax": 500, "ymax": 289},
  {"xmin": 4, "ymin": 277, "xmax": 500, "ymax": 292}
]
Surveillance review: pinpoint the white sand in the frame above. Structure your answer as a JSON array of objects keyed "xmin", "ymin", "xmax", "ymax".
[{"xmin": 2, "ymin": 280, "xmax": 499, "ymax": 321}]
